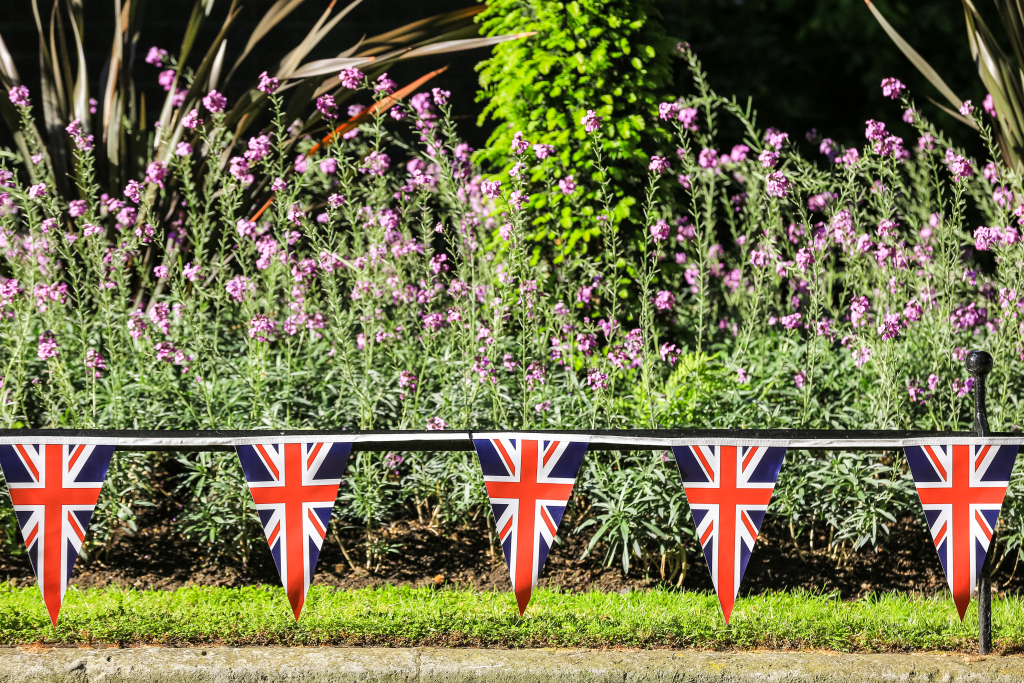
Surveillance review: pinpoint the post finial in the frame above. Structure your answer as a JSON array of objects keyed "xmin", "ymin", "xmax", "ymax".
[{"xmin": 965, "ymin": 350, "xmax": 992, "ymax": 437}]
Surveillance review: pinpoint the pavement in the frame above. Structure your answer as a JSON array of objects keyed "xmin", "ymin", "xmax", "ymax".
[{"xmin": 2, "ymin": 646, "xmax": 1024, "ymax": 683}]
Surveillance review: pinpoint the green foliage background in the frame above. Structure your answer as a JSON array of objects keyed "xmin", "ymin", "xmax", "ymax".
[{"xmin": 476, "ymin": 0, "xmax": 678, "ymax": 253}]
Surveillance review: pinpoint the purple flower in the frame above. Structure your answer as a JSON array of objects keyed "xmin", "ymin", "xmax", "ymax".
[
  {"xmin": 226, "ymin": 276, "xmax": 254, "ymax": 302},
  {"xmin": 793, "ymin": 371, "xmax": 806, "ymax": 389},
  {"xmin": 85, "ymin": 349, "xmax": 106, "ymax": 376},
  {"xmin": 558, "ymin": 175, "xmax": 576, "ymax": 195},
  {"xmin": 482, "ymin": 180, "xmax": 502, "ymax": 198},
  {"xmin": 586, "ymin": 369, "xmax": 609, "ymax": 391},
  {"xmin": 145, "ymin": 47, "xmax": 168, "ymax": 67},
  {"xmin": 852, "ymin": 347, "xmax": 871, "ymax": 367},
  {"xmin": 807, "ymin": 192, "xmax": 835, "ymax": 212},
  {"xmin": 839, "ymin": 148, "xmax": 860, "ymax": 166},
  {"xmin": 880, "ymin": 77, "xmax": 905, "ymax": 99},
  {"xmin": 124, "ymin": 180, "xmax": 143, "ymax": 204},
  {"xmin": 658, "ymin": 101, "xmax": 681, "ymax": 120},
  {"xmin": 877, "ymin": 313, "xmax": 901, "ymax": 340},
  {"xmin": 850, "ymin": 295, "xmax": 871, "ymax": 328},
  {"xmin": 974, "ymin": 226, "xmax": 1000, "ymax": 251},
  {"xmin": 182, "ymin": 262, "xmax": 201, "ymax": 282},
  {"xmin": 202, "ymin": 90, "xmax": 227, "ymax": 113},
  {"xmin": 795, "ymin": 248, "xmax": 814, "ymax": 272},
  {"xmin": 984, "ymin": 93, "xmax": 997, "ymax": 118},
  {"xmin": 175, "ymin": 141, "xmax": 192, "ymax": 157},
  {"xmin": 947, "ymin": 152, "xmax": 974, "ymax": 182},
  {"xmin": 28, "ymin": 183, "xmax": 47, "ymax": 199},
  {"xmin": 873, "ymin": 135, "xmax": 905, "ymax": 158},
  {"xmin": 431, "ymin": 88, "xmax": 450, "ymax": 106},
  {"xmin": 698, "ymin": 148, "xmax": 719, "ymax": 169},
  {"xmin": 903, "ymin": 298, "xmax": 923, "ymax": 322},
  {"xmin": 68, "ymin": 200, "xmax": 87, "ymax": 217},
  {"xmin": 959, "ymin": 100, "xmax": 975, "ymax": 117},
  {"xmin": 384, "ymin": 452, "xmax": 403, "ymax": 470},
  {"xmin": 653, "ymin": 290, "xmax": 675, "ymax": 311},
  {"xmin": 928, "ymin": 374, "xmax": 940, "ymax": 391},
  {"xmin": 229, "ymin": 156, "xmax": 251, "ymax": 182},
  {"xmin": 650, "ymin": 155, "xmax": 671, "ymax": 173},
  {"xmin": 148, "ymin": 302, "xmax": 171, "ymax": 335},
  {"xmin": 37, "ymin": 331, "xmax": 59, "ymax": 360},
  {"xmin": 399, "ymin": 371, "xmax": 418, "ymax": 392},
  {"xmin": 864, "ymin": 119, "xmax": 887, "ymax": 141},
  {"xmin": 245, "ymin": 134, "xmax": 272, "ymax": 163},
  {"xmin": 429, "ymin": 254, "xmax": 448, "ymax": 275},
  {"xmin": 535, "ymin": 401, "xmax": 553, "ymax": 413},
  {"xmin": 781, "ymin": 312, "xmax": 802, "ymax": 329},
  {"xmin": 953, "ymin": 377, "xmax": 976, "ymax": 398},
  {"xmin": 678, "ymin": 107, "xmax": 699, "ymax": 131},
  {"xmin": 257, "ymin": 71, "xmax": 279, "ymax": 95},
  {"xmin": 319, "ymin": 158, "xmax": 337, "ymax": 175},
  {"xmin": 650, "ymin": 219, "xmax": 670, "ymax": 242},
  {"xmin": 8, "ymin": 85, "xmax": 30, "ymax": 107},
  {"xmin": 660, "ymin": 343, "xmax": 679, "ymax": 365},
  {"xmin": 426, "ymin": 416, "xmax": 448, "ymax": 430},
  {"xmin": 146, "ymin": 161, "xmax": 168, "ymax": 187},
  {"xmin": 182, "ymin": 109, "xmax": 203, "ymax": 129},
  {"xmin": 158, "ymin": 70, "xmax": 176, "ymax": 91},
  {"xmin": 375, "ymin": 73, "xmax": 397, "ymax": 95},
  {"xmin": 509, "ymin": 190, "xmax": 529, "ymax": 211},
  {"xmin": 249, "ymin": 314, "xmax": 275, "ymax": 342},
  {"xmin": 328, "ymin": 194, "xmax": 345, "ymax": 208},
  {"xmin": 533, "ymin": 143, "xmax": 555, "ymax": 159},
  {"xmin": 316, "ymin": 94, "xmax": 337, "ymax": 119},
  {"xmin": 765, "ymin": 171, "xmax": 790, "ymax": 197},
  {"xmin": 581, "ymin": 109, "xmax": 602, "ymax": 133},
  {"xmin": 765, "ymin": 128, "xmax": 789, "ymax": 150},
  {"xmin": 154, "ymin": 266, "xmax": 169, "ymax": 278},
  {"xmin": 728, "ymin": 145, "xmax": 750, "ymax": 163},
  {"xmin": 758, "ymin": 149, "xmax": 778, "ymax": 168},
  {"xmin": 338, "ymin": 67, "xmax": 364, "ymax": 89},
  {"xmin": 511, "ymin": 131, "xmax": 529, "ymax": 155},
  {"xmin": 359, "ymin": 151, "xmax": 390, "ymax": 176}
]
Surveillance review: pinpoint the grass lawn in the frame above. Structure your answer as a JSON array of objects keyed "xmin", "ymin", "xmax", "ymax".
[{"xmin": 1, "ymin": 584, "xmax": 1021, "ymax": 652}]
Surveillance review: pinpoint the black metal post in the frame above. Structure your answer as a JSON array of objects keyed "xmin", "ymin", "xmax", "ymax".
[{"xmin": 966, "ymin": 350, "xmax": 993, "ymax": 655}]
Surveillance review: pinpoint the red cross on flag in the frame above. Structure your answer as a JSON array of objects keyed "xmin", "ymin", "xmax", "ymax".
[
  {"xmin": 234, "ymin": 440, "xmax": 352, "ymax": 620},
  {"xmin": 672, "ymin": 444, "xmax": 787, "ymax": 623},
  {"xmin": 0, "ymin": 442, "xmax": 115, "ymax": 625},
  {"xmin": 473, "ymin": 435, "xmax": 587, "ymax": 615},
  {"xmin": 904, "ymin": 443, "xmax": 1019, "ymax": 619}
]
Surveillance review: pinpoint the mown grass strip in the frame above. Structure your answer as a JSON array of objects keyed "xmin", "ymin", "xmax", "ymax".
[{"xmin": 1, "ymin": 585, "xmax": 1022, "ymax": 652}]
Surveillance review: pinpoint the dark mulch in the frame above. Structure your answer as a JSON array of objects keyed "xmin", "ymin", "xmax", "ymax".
[{"xmin": 4, "ymin": 504, "xmax": 1024, "ymax": 598}]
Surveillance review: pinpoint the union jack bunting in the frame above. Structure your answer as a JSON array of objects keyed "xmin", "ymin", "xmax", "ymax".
[
  {"xmin": 234, "ymin": 441, "xmax": 352, "ymax": 620},
  {"xmin": 474, "ymin": 436, "xmax": 587, "ymax": 615},
  {"xmin": 0, "ymin": 442, "xmax": 115, "ymax": 625},
  {"xmin": 904, "ymin": 443, "xmax": 1019, "ymax": 619},
  {"xmin": 672, "ymin": 444, "xmax": 786, "ymax": 623}
]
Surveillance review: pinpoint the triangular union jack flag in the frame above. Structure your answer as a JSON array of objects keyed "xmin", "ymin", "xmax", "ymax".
[
  {"xmin": 235, "ymin": 441, "xmax": 352, "ymax": 620},
  {"xmin": 473, "ymin": 436, "xmax": 587, "ymax": 616},
  {"xmin": 0, "ymin": 442, "xmax": 114, "ymax": 625},
  {"xmin": 672, "ymin": 444, "xmax": 786, "ymax": 624},
  {"xmin": 904, "ymin": 443, "xmax": 1019, "ymax": 619}
]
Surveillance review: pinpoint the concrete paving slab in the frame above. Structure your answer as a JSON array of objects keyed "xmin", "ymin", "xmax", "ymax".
[{"xmin": 1, "ymin": 646, "xmax": 1024, "ymax": 683}]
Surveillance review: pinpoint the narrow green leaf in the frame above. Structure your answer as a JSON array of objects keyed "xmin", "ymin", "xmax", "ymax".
[{"xmin": 863, "ymin": 0, "xmax": 965, "ymax": 111}]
